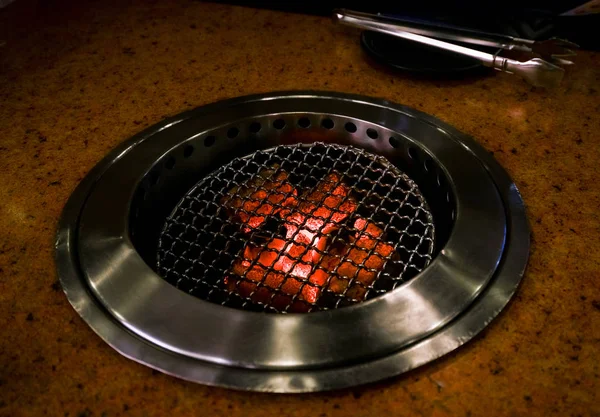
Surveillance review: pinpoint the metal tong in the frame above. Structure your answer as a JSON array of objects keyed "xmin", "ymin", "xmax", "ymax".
[{"xmin": 333, "ymin": 9, "xmax": 579, "ymax": 88}]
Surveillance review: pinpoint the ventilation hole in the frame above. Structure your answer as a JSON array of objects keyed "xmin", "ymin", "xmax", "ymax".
[
  {"xmin": 408, "ymin": 147, "xmax": 419, "ymax": 161},
  {"xmin": 446, "ymin": 191, "xmax": 451, "ymax": 203},
  {"xmin": 273, "ymin": 119, "xmax": 286, "ymax": 130},
  {"xmin": 366, "ymin": 128, "xmax": 378, "ymax": 139},
  {"xmin": 165, "ymin": 156, "xmax": 176, "ymax": 170},
  {"xmin": 389, "ymin": 136, "xmax": 400, "ymax": 148},
  {"xmin": 227, "ymin": 127, "xmax": 239, "ymax": 139},
  {"xmin": 149, "ymin": 170, "xmax": 160, "ymax": 186},
  {"xmin": 249, "ymin": 122, "xmax": 261, "ymax": 134},
  {"xmin": 424, "ymin": 158, "xmax": 433, "ymax": 172},
  {"xmin": 321, "ymin": 118, "xmax": 334, "ymax": 129},
  {"xmin": 298, "ymin": 117, "xmax": 311, "ymax": 128},
  {"xmin": 436, "ymin": 172, "xmax": 445, "ymax": 187},
  {"xmin": 204, "ymin": 135, "xmax": 216, "ymax": 147},
  {"xmin": 183, "ymin": 145, "xmax": 194, "ymax": 158},
  {"xmin": 345, "ymin": 122, "xmax": 357, "ymax": 133},
  {"xmin": 451, "ymin": 210, "xmax": 456, "ymax": 221}
]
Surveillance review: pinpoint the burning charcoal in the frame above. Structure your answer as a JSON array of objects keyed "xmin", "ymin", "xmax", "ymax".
[
  {"xmin": 223, "ymin": 170, "xmax": 396, "ymax": 312},
  {"xmin": 221, "ymin": 166, "xmax": 298, "ymax": 233}
]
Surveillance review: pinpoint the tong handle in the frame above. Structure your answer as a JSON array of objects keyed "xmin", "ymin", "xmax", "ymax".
[{"xmin": 334, "ymin": 9, "xmax": 541, "ymax": 53}]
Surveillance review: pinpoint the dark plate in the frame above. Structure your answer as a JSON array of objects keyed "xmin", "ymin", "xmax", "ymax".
[{"xmin": 361, "ymin": 30, "xmax": 499, "ymax": 75}]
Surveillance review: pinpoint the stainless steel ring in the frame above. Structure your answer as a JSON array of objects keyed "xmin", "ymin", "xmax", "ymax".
[{"xmin": 55, "ymin": 91, "xmax": 529, "ymax": 392}]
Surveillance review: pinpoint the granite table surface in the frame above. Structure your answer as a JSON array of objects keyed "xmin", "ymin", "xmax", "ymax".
[{"xmin": 1, "ymin": 0, "xmax": 599, "ymax": 416}]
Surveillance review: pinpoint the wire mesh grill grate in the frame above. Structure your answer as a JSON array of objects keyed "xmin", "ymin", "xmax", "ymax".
[{"xmin": 157, "ymin": 143, "xmax": 435, "ymax": 313}]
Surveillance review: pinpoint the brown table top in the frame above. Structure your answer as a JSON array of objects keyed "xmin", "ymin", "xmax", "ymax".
[{"xmin": 1, "ymin": 1, "xmax": 599, "ymax": 416}]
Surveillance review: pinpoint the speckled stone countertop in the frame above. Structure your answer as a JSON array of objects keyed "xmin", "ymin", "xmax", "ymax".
[{"xmin": 1, "ymin": 1, "xmax": 599, "ymax": 416}]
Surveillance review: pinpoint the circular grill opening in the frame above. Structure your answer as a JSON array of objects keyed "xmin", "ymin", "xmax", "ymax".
[
  {"xmin": 156, "ymin": 143, "xmax": 435, "ymax": 313},
  {"xmin": 128, "ymin": 113, "xmax": 457, "ymax": 315}
]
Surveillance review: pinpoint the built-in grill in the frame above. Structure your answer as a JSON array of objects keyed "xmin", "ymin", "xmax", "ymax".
[{"xmin": 56, "ymin": 92, "xmax": 529, "ymax": 393}]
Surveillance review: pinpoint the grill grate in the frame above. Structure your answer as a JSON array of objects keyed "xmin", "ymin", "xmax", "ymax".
[{"xmin": 157, "ymin": 143, "xmax": 435, "ymax": 313}]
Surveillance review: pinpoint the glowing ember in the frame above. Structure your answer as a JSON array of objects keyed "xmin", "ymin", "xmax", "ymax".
[{"xmin": 222, "ymin": 169, "xmax": 395, "ymax": 312}]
